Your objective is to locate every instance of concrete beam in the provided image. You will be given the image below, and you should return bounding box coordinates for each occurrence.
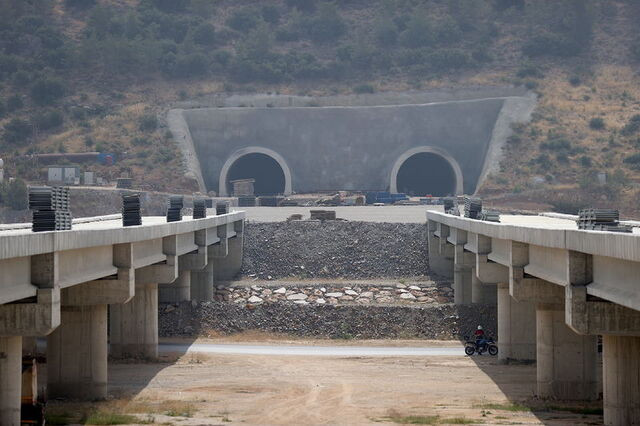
[510,269,565,305]
[471,268,496,305]
[0,288,60,336]
[61,268,135,306]
[135,256,178,285]
[179,246,208,271]
[566,285,640,336]
[476,254,509,284]
[159,270,190,303]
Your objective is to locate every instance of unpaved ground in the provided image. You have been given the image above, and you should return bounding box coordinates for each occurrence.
[46,338,603,425]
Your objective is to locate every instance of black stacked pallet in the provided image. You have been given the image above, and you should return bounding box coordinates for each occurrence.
[167,195,183,222]
[443,197,459,215]
[216,201,229,215]
[464,197,482,219]
[238,196,256,207]
[193,198,207,219]
[577,208,631,233]
[29,186,72,232]
[122,194,142,226]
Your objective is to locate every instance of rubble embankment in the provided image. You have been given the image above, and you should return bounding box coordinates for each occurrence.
[241,221,429,279]
[159,301,496,340]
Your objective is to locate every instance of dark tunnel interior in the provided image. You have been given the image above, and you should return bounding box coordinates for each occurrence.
[226,153,286,196]
[396,152,457,196]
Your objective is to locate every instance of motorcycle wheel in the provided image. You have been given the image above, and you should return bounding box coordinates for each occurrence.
[488,345,498,356]
[464,345,475,356]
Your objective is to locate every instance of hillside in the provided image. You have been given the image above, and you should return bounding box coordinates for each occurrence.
[1,0,640,214]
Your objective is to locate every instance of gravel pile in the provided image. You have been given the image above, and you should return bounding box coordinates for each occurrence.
[159,302,496,340]
[241,221,429,279]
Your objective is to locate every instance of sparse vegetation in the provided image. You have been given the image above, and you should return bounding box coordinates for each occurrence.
[589,117,605,130]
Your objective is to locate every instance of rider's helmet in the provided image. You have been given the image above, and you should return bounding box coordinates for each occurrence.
[477,325,483,330]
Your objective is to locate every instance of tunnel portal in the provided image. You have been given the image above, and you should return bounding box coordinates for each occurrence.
[396,152,457,196]
[226,153,286,196]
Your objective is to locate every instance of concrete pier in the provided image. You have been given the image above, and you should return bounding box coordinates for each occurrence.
[110,282,158,359]
[471,268,496,305]
[497,283,536,362]
[603,335,640,425]
[191,262,214,302]
[47,305,108,400]
[536,305,598,400]
[159,270,190,303]
[213,222,245,281]
[0,336,21,426]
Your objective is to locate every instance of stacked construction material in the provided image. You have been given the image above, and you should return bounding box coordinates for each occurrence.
[479,210,501,223]
[29,186,72,232]
[577,208,631,232]
[238,196,257,207]
[122,194,142,227]
[258,196,285,207]
[166,196,183,222]
[310,210,337,221]
[216,201,229,215]
[464,197,482,219]
[443,197,455,213]
[193,198,207,219]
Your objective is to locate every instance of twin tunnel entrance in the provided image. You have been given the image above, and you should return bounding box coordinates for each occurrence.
[219,146,463,197]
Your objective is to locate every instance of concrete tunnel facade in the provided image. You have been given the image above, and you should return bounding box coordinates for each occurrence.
[170,89,536,196]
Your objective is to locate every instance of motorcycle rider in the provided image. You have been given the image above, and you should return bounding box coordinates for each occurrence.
[474,325,488,354]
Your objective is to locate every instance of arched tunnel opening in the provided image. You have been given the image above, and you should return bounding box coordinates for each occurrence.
[396,152,457,196]
[226,153,286,196]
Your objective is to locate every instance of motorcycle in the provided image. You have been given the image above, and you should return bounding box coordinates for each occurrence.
[464,336,498,356]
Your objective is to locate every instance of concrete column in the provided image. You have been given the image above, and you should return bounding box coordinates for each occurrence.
[47,305,108,400]
[536,304,598,400]
[159,270,190,303]
[0,336,22,426]
[497,283,536,362]
[453,264,472,305]
[471,268,497,305]
[109,282,158,359]
[213,234,244,282]
[603,335,640,426]
[191,263,214,302]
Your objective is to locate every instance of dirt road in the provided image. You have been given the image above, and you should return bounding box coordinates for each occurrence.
[46,338,603,425]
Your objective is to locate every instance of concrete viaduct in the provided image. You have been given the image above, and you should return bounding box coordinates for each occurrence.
[0,212,245,425]
[427,210,640,426]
